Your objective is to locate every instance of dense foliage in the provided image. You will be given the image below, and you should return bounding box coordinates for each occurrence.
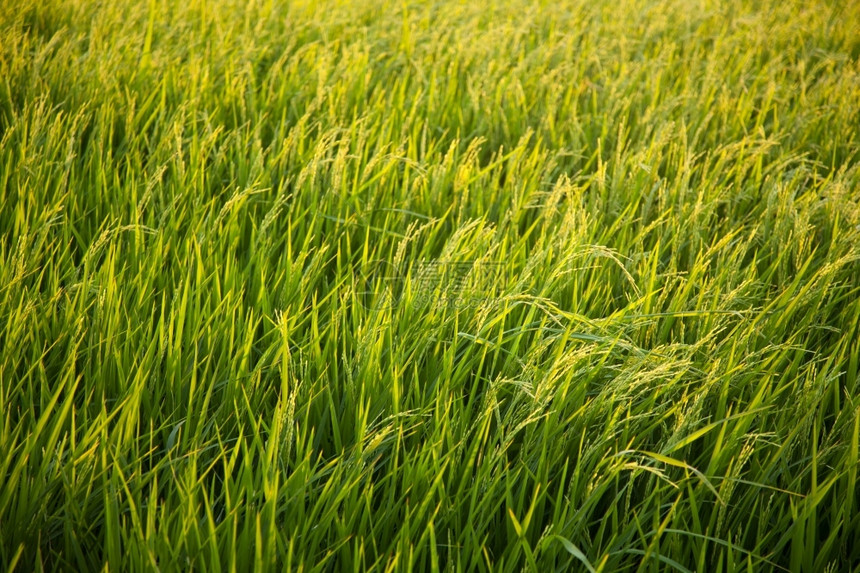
[1,0,859,570]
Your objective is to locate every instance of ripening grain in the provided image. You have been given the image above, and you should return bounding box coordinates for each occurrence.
[1,0,859,571]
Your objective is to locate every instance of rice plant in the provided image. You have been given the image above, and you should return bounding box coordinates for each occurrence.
[1,0,859,570]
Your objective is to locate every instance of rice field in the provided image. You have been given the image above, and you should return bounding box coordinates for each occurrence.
[1,0,860,570]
